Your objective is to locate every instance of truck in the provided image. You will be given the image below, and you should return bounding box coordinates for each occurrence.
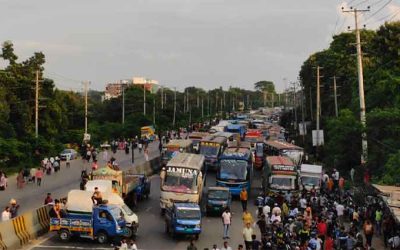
[65,189,139,238]
[299,164,323,192]
[165,203,202,239]
[50,203,126,244]
[162,139,194,166]
[91,167,150,207]
[264,156,298,195]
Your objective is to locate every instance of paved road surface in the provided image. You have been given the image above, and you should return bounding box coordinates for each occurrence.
[0,142,161,215]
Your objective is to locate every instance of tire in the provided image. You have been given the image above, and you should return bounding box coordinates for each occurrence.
[59,229,71,242]
[122,227,133,238]
[97,231,108,244]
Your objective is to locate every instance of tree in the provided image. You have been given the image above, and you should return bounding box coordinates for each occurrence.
[254,81,275,93]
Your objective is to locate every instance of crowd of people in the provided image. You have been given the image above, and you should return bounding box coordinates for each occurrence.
[189,169,399,250]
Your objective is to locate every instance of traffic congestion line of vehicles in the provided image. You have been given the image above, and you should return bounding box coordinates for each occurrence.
[158,111,325,239]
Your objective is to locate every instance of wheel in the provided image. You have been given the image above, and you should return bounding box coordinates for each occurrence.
[97,231,108,244]
[59,229,71,242]
[122,227,133,238]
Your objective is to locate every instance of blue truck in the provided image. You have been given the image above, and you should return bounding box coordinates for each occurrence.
[50,204,127,244]
[226,124,246,139]
[216,143,253,196]
[164,203,202,239]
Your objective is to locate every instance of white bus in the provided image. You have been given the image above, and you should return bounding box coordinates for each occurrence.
[159,153,205,213]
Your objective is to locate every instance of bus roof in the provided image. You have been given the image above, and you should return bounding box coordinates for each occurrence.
[201,135,227,144]
[166,139,193,148]
[221,146,252,159]
[167,153,204,170]
[266,156,295,166]
[188,132,209,139]
[265,140,303,150]
[227,141,251,149]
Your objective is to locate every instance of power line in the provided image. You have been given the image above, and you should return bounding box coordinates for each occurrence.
[364,0,393,21]
[364,6,400,25]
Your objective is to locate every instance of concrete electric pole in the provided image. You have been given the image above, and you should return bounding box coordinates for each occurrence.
[343,6,369,164]
[83,81,90,135]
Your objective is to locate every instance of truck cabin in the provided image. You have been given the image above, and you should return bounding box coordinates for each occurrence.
[266,156,297,193]
[91,167,123,195]
[265,140,304,166]
[300,164,323,191]
[226,124,246,139]
[162,139,194,164]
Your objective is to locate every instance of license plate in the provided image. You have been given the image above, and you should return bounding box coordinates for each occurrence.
[186,228,193,232]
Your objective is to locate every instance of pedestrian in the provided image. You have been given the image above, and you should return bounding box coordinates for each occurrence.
[138,141,143,153]
[221,241,232,250]
[1,206,11,221]
[240,187,248,211]
[256,214,267,236]
[30,167,37,183]
[35,167,43,186]
[187,239,197,250]
[131,142,135,164]
[363,219,374,248]
[44,193,53,205]
[92,160,98,171]
[242,209,253,226]
[212,244,220,250]
[242,223,254,250]
[237,245,244,250]
[251,234,261,250]
[222,207,232,239]
[159,140,163,153]
[128,239,138,250]
[9,199,19,218]
[0,171,7,191]
[102,148,108,162]
[16,170,24,189]
[375,207,383,236]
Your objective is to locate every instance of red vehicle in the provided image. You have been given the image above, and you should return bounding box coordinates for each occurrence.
[244,129,263,147]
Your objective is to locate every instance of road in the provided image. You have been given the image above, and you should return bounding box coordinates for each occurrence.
[0,142,161,215]
[25,163,265,250]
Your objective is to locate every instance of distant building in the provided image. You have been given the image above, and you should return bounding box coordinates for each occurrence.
[103,77,159,100]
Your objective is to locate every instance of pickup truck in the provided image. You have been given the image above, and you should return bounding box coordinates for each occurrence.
[50,204,126,244]
[165,203,202,239]
[66,189,139,238]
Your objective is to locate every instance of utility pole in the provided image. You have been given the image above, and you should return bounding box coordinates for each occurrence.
[343,6,369,164]
[208,91,210,117]
[201,97,204,118]
[316,66,322,156]
[309,87,313,121]
[301,83,306,144]
[292,82,298,133]
[143,84,146,116]
[173,87,176,128]
[263,91,267,107]
[333,76,339,117]
[83,81,90,135]
[187,90,189,113]
[34,70,40,138]
[161,86,164,109]
[197,90,199,108]
[184,91,186,113]
[122,84,125,125]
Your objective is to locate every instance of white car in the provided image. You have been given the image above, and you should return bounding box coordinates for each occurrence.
[59,149,78,161]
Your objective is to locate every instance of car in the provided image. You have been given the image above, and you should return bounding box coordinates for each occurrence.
[165,203,201,239]
[59,149,78,161]
[206,187,231,215]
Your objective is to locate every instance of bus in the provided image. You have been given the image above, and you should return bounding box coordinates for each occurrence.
[199,135,228,170]
[162,139,194,166]
[264,156,298,195]
[244,129,263,148]
[226,124,246,139]
[159,153,205,213]
[265,140,304,166]
[188,132,209,153]
[216,142,253,196]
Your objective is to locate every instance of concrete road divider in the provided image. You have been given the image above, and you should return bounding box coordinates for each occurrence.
[0,218,23,249]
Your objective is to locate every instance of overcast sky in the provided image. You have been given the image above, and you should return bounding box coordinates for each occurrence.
[1,0,399,92]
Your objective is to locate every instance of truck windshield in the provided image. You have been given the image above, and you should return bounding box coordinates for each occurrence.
[176,208,201,220]
[208,190,229,200]
[109,207,123,220]
[301,176,320,186]
[220,160,247,181]
[270,177,293,189]
[200,145,219,156]
[121,204,134,216]
[163,169,197,193]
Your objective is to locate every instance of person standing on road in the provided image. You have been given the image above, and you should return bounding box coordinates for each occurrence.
[363,219,374,248]
[221,241,232,250]
[1,206,11,221]
[131,142,135,164]
[0,171,7,190]
[35,167,43,186]
[242,223,254,250]
[16,170,24,189]
[240,187,248,211]
[242,209,253,226]
[222,207,232,239]
[9,199,19,218]
[144,146,149,161]
[44,193,53,205]
[187,239,197,250]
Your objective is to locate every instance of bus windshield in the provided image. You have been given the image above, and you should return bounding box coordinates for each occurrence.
[220,160,248,181]
[200,145,219,156]
[162,168,198,194]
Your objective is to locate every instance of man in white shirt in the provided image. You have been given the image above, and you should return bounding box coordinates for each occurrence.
[2,206,11,221]
[220,241,232,250]
[242,223,254,250]
[271,203,281,216]
[222,208,232,239]
[263,204,271,217]
[335,202,345,225]
[300,197,307,211]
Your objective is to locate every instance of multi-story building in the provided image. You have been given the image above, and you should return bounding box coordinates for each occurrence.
[103,77,159,100]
